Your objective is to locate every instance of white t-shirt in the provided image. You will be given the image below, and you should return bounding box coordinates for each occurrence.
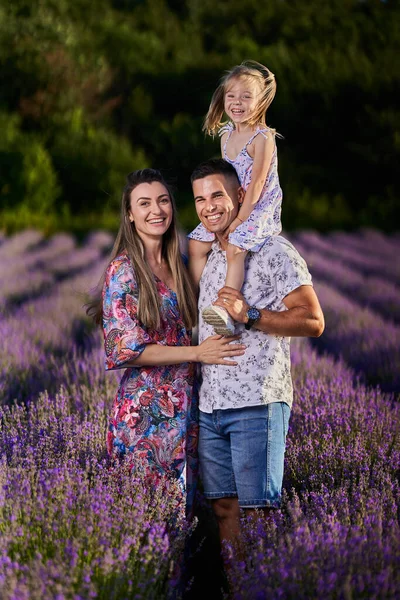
[198,236,313,412]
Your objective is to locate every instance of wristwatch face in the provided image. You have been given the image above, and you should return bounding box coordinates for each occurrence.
[247,307,261,321]
[245,306,261,329]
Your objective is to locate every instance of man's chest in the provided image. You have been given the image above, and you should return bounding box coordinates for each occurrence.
[199,252,277,310]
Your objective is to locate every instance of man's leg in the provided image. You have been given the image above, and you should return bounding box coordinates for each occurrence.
[212,497,241,543]
[230,403,290,512]
[199,404,290,540]
[198,410,239,541]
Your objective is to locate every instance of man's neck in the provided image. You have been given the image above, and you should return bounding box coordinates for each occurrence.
[215,231,229,251]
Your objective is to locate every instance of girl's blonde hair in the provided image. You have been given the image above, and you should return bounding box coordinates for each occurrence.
[203,60,277,136]
[86,169,198,331]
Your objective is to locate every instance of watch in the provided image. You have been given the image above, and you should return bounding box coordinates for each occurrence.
[245,306,261,330]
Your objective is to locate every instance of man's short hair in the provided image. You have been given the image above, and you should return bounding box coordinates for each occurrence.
[190,158,240,185]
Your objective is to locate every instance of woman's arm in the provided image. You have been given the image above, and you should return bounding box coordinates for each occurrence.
[104,258,246,370]
[103,258,155,370]
[127,334,246,367]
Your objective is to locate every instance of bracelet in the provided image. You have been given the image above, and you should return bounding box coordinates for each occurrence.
[236,215,244,223]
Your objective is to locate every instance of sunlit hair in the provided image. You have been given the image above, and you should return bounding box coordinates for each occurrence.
[203,60,277,136]
[86,169,197,331]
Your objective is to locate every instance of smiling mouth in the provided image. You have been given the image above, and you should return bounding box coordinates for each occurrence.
[231,109,245,115]
[147,218,166,224]
[205,213,223,223]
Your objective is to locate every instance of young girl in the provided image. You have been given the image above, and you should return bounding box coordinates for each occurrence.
[188,60,282,335]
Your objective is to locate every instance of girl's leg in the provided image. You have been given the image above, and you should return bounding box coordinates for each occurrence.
[225,243,248,291]
[202,244,247,336]
[188,239,213,289]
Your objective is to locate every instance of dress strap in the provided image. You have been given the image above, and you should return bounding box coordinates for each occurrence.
[219,122,234,157]
[245,127,270,148]
[219,121,234,137]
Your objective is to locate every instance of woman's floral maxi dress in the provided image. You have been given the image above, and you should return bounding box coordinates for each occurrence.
[103,253,198,513]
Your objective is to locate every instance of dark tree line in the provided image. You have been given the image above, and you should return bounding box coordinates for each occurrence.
[0,0,398,232]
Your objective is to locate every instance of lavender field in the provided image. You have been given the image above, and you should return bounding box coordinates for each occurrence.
[0,229,399,599]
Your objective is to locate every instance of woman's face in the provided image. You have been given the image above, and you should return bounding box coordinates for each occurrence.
[128,181,173,242]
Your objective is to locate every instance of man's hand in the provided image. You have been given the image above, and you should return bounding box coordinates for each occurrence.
[214,284,325,337]
[214,286,250,323]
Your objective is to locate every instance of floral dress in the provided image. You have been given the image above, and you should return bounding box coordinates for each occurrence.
[102,253,198,513]
[188,122,283,252]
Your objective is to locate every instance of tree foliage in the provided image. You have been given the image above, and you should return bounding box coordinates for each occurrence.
[0,0,398,231]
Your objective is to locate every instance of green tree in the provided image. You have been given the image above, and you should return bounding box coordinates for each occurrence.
[0,112,60,213]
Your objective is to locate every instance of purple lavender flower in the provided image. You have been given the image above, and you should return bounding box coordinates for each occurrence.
[0,229,399,599]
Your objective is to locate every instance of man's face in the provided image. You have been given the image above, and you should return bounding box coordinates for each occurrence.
[192,174,242,235]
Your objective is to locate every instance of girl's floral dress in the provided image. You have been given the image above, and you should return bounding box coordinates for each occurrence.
[103,253,198,514]
[188,122,283,251]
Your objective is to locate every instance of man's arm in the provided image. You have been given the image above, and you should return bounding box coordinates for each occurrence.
[214,285,325,337]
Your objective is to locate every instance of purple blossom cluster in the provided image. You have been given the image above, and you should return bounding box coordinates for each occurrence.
[0,256,110,404]
[223,339,400,599]
[0,435,188,599]
[0,229,399,599]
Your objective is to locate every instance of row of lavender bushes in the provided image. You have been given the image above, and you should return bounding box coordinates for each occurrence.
[291,231,400,392]
[1,231,189,599]
[224,340,400,599]
[0,229,399,599]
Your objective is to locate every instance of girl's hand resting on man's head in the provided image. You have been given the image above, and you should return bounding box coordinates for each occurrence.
[196,334,246,365]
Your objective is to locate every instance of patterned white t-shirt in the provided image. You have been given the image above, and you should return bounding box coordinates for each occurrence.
[198,236,313,413]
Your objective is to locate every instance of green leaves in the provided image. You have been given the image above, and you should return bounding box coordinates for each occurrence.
[0,0,399,231]
[0,112,60,214]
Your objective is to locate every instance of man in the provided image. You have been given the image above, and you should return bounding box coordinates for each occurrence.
[191,158,324,543]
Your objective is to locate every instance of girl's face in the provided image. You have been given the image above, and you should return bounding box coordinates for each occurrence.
[128,181,173,243]
[224,77,261,126]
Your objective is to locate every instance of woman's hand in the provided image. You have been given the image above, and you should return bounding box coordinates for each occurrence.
[195,334,246,365]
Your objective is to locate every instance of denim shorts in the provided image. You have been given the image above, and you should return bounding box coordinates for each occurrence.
[198,403,290,508]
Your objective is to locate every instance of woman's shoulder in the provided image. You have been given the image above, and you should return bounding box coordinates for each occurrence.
[105,253,136,284]
[107,252,129,270]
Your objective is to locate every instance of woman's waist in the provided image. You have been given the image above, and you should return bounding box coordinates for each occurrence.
[115,364,195,408]
[119,362,195,387]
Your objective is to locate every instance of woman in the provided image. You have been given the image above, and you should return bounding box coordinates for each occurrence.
[89,169,245,515]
